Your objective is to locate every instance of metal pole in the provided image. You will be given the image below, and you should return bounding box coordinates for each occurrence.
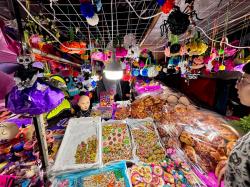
[11,0,24,54]
[33,114,49,183]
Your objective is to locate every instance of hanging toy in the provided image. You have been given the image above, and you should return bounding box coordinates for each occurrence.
[123,33,137,49]
[132,68,140,77]
[80,1,99,26]
[161,0,175,14]
[80,1,95,18]
[14,56,41,90]
[94,0,102,12]
[140,68,148,77]
[167,6,190,35]
[86,13,99,26]
[60,41,87,54]
[157,0,166,6]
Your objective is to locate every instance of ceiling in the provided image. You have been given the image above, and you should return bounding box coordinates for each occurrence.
[141,0,250,51]
[22,0,160,49]
[1,0,249,54]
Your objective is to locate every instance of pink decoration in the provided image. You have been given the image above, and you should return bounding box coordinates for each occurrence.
[0,71,15,99]
[91,51,109,61]
[0,175,15,187]
[193,170,224,187]
[0,20,20,63]
[135,83,162,94]
[234,64,245,72]
[29,34,43,49]
[139,61,145,68]
[116,47,128,58]
[224,59,234,71]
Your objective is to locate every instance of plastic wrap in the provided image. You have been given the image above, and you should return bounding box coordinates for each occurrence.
[50,117,102,175]
[52,161,131,187]
[101,120,133,164]
[157,106,239,186]
[6,81,64,115]
[131,95,165,121]
[129,148,205,187]
[127,118,166,163]
[90,106,113,119]
[114,101,131,120]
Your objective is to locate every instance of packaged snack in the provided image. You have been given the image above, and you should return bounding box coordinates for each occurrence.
[127,118,166,163]
[52,161,131,187]
[114,106,131,120]
[131,95,165,121]
[51,117,101,174]
[90,107,113,119]
[102,120,133,164]
[100,91,115,107]
[129,148,204,187]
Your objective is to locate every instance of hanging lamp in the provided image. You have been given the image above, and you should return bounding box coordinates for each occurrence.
[104,48,123,80]
[104,0,123,80]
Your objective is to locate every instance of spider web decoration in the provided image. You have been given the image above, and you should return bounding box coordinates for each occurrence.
[106,41,113,50]
[123,33,137,49]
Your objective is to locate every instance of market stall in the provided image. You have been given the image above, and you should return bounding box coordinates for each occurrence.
[0,0,250,186]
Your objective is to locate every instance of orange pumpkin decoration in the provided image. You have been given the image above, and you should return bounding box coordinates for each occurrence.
[60,41,87,54]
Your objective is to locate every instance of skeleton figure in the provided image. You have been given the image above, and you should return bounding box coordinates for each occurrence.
[14,56,40,90]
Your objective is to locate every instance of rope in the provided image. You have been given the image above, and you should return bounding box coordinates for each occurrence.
[125,0,162,20]
[17,0,99,51]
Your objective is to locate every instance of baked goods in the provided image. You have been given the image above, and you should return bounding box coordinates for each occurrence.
[102,122,132,164]
[178,96,190,106]
[75,136,97,164]
[115,106,131,120]
[128,119,165,163]
[131,96,165,121]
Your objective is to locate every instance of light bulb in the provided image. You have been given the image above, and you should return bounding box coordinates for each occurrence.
[104,70,123,80]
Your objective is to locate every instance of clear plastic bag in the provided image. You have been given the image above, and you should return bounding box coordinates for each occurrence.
[114,106,131,120]
[131,95,165,121]
[127,118,166,163]
[101,120,133,164]
[157,106,239,186]
[52,161,131,187]
[50,117,102,175]
[91,106,113,119]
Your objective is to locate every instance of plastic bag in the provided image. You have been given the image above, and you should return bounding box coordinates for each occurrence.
[90,106,113,119]
[127,118,166,163]
[131,95,165,121]
[157,106,239,186]
[102,120,133,164]
[6,81,64,115]
[50,117,102,175]
[52,161,131,187]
